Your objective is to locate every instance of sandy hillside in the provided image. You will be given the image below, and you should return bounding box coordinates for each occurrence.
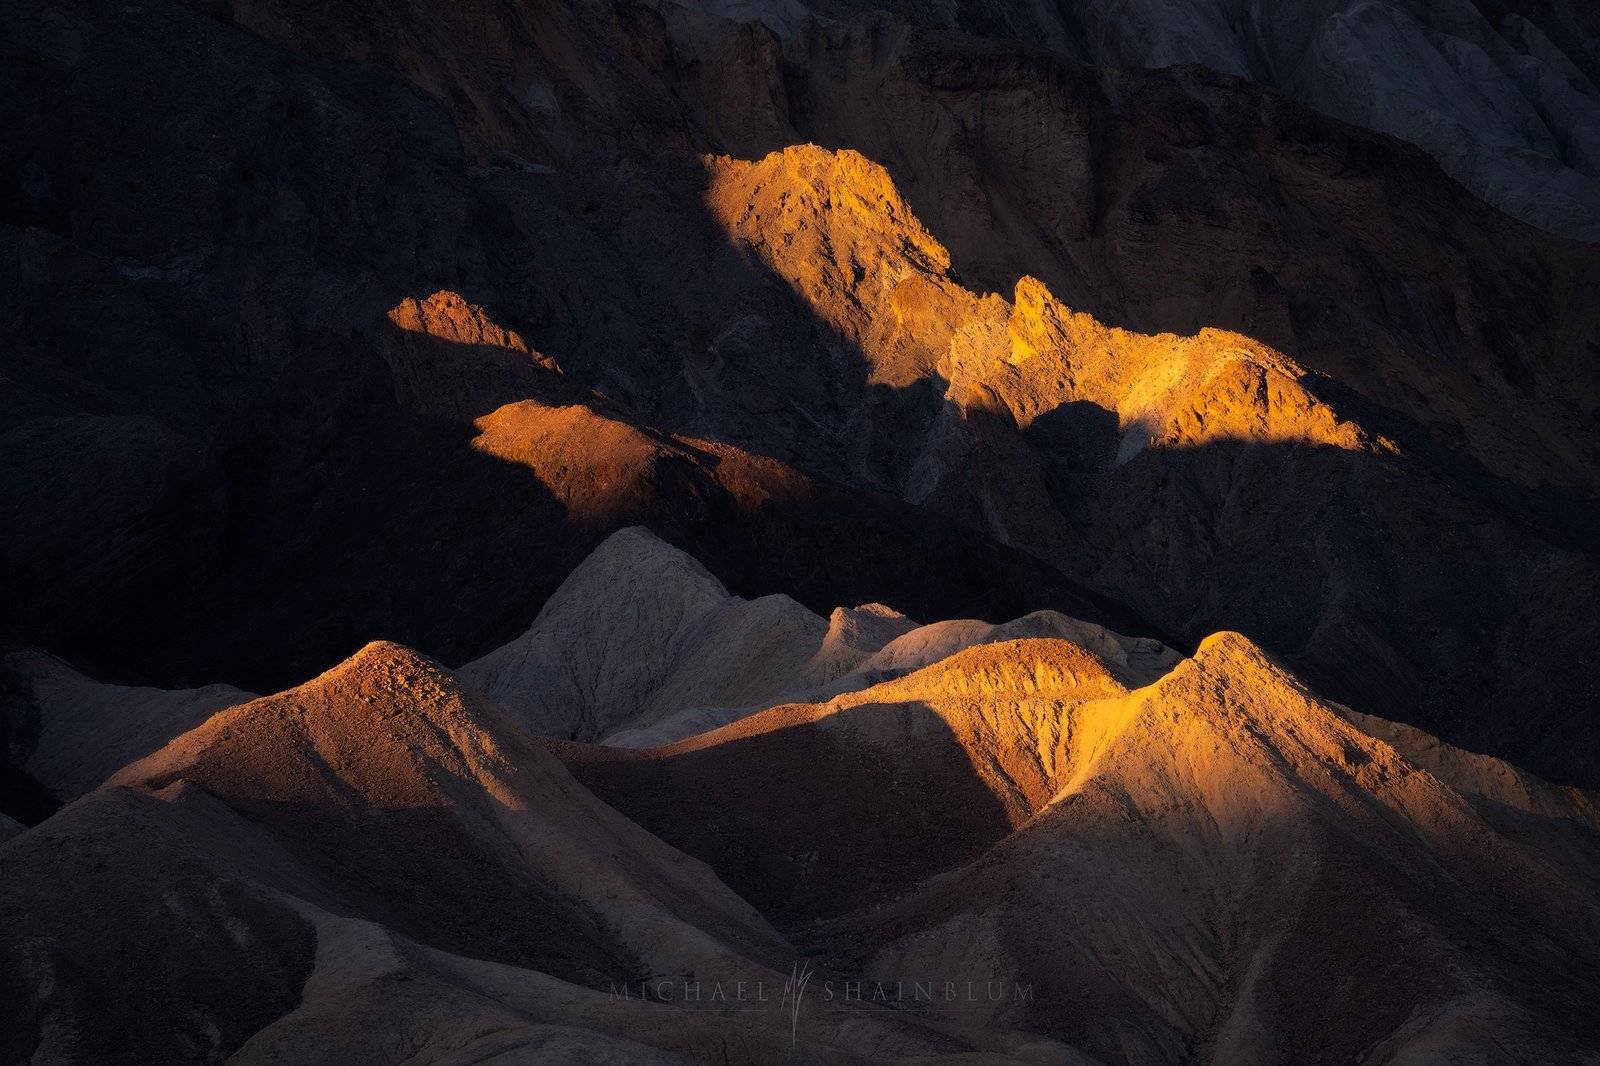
[469,526,1176,747]
[5,533,1600,1062]
[556,600,1600,1062]
[0,639,1065,1064]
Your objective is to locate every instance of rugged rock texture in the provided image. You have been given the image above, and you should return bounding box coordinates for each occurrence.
[463,527,836,741]
[6,536,1598,1063]
[705,35,1600,494]
[466,526,1175,745]
[675,141,1600,782]
[810,632,1600,1063]
[810,0,1600,240]
[0,639,1097,1064]
[1,0,1597,795]
[555,586,1600,1062]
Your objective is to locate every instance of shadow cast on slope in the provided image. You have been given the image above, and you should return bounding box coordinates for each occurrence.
[0,0,1153,698]
[705,19,1600,543]
[557,701,1015,927]
[981,786,1600,1063]
[3,0,1599,793]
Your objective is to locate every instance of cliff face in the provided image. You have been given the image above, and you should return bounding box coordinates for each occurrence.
[3,0,1598,786]
[683,140,1600,782]
[5,3,1600,1061]
[802,0,1600,241]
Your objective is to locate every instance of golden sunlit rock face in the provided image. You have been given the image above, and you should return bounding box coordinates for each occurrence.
[383,290,563,418]
[387,290,541,358]
[707,146,1375,460]
[6,0,1600,1061]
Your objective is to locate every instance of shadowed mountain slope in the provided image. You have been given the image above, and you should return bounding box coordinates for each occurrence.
[4,640,1065,1063]
[2,0,1597,793]
[855,0,1600,241]
[464,526,1177,746]
[806,632,1600,1063]
[2,647,250,801]
[3,534,1598,1062]
[557,605,1600,1062]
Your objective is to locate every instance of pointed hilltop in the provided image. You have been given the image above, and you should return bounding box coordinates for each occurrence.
[555,615,1600,1060]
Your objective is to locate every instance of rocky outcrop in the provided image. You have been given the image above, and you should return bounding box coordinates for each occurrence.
[687,143,1600,784]
[788,0,1600,241]
[718,30,1600,495]
[382,289,564,419]
[463,527,830,740]
[2,0,1597,792]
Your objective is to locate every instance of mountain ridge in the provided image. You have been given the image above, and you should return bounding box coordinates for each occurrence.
[6,531,1599,1062]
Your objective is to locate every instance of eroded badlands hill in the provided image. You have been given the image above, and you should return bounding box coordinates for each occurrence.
[686,144,1600,783]
[2,641,1000,1064]
[5,0,1599,788]
[537,538,1600,1062]
[804,633,1600,1062]
[4,532,1597,1063]
[464,526,1177,744]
